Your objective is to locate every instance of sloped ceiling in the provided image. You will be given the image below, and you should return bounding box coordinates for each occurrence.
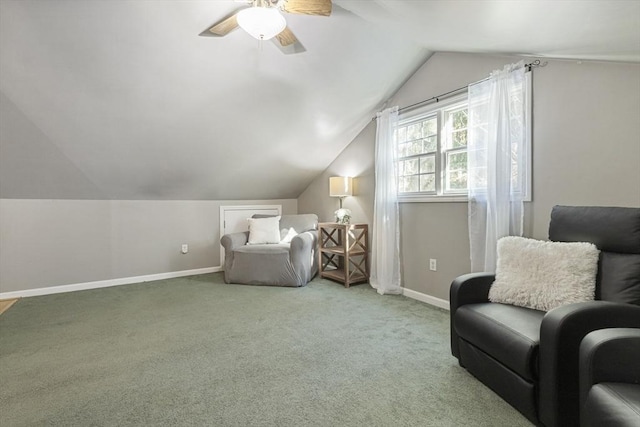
[338,0,640,63]
[1,0,639,200]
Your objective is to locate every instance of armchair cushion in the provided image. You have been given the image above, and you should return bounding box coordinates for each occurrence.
[583,384,640,427]
[226,243,295,285]
[489,236,599,311]
[253,214,318,234]
[455,303,544,380]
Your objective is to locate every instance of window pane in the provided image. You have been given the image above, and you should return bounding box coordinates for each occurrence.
[447,152,467,190]
[452,109,467,130]
[448,151,467,171]
[420,174,435,192]
[397,160,405,176]
[397,127,407,143]
[407,123,420,141]
[398,142,408,158]
[408,140,423,156]
[420,155,435,173]
[405,158,419,175]
[422,118,437,137]
[423,135,437,153]
[400,175,419,193]
[452,130,467,148]
[448,171,467,190]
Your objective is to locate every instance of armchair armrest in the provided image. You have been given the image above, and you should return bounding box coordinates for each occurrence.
[220,231,249,282]
[220,231,249,251]
[290,230,318,283]
[579,328,640,410]
[539,301,640,427]
[450,272,495,358]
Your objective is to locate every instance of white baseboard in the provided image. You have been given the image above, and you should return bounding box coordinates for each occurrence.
[402,287,450,311]
[0,266,223,299]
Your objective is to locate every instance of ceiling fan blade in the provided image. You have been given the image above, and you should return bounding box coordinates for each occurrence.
[272,36,306,55]
[199,13,239,37]
[280,0,331,16]
[275,27,297,46]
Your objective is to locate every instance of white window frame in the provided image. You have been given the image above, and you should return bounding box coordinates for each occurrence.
[397,94,469,203]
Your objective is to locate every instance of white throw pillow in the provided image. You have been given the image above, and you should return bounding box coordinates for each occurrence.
[280,227,298,244]
[247,216,281,245]
[489,236,600,312]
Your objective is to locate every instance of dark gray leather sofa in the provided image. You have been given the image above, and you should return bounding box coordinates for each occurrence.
[580,328,640,427]
[450,206,640,426]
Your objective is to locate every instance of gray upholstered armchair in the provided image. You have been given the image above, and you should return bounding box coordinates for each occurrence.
[220,214,319,287]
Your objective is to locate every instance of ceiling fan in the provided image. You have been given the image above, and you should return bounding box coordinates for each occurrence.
[200,0,332,51]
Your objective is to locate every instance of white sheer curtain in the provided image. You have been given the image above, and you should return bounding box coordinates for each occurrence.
[467,61,530,272]
[371,106,402,295]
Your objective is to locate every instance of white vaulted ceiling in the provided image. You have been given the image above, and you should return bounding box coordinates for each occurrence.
[1,0,639,200]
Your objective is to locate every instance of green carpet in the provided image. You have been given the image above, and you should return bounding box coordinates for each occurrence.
[0,273,531,426]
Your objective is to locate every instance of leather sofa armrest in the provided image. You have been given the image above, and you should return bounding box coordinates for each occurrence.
[579,328,640,414]
[450,273,495,308]
[220,231,249,283]
[290,230,319,283]
[539,301,640,427]
[450,272,495,358]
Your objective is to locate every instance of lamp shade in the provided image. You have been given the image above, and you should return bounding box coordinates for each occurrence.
[329,177,353,197]
[237,7,286,41]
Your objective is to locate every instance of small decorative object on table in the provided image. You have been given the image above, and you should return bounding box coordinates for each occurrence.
[334,208,351,224]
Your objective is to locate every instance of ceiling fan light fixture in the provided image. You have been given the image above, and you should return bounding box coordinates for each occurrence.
[237,7,286,41]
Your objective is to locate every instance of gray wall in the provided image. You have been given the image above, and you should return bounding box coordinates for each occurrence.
[0,199,297,293]
[298,52,640,302]
[297,122,376,225]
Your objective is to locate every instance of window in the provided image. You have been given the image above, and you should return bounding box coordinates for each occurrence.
[396,96,469,200]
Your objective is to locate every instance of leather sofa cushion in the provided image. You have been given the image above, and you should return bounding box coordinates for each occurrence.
[549,206,640,254]
[599,252,640,305]
[583,383,640,427]
[455,303,544,381]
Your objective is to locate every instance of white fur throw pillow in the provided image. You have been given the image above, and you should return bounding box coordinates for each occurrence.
[489,236,600,312]
[247,216,281,245]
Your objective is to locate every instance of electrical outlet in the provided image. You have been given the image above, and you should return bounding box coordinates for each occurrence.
[181,244,188,254]
[429,258,437,271]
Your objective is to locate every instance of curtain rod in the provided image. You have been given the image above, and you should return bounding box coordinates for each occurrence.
[373,59,544,121]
